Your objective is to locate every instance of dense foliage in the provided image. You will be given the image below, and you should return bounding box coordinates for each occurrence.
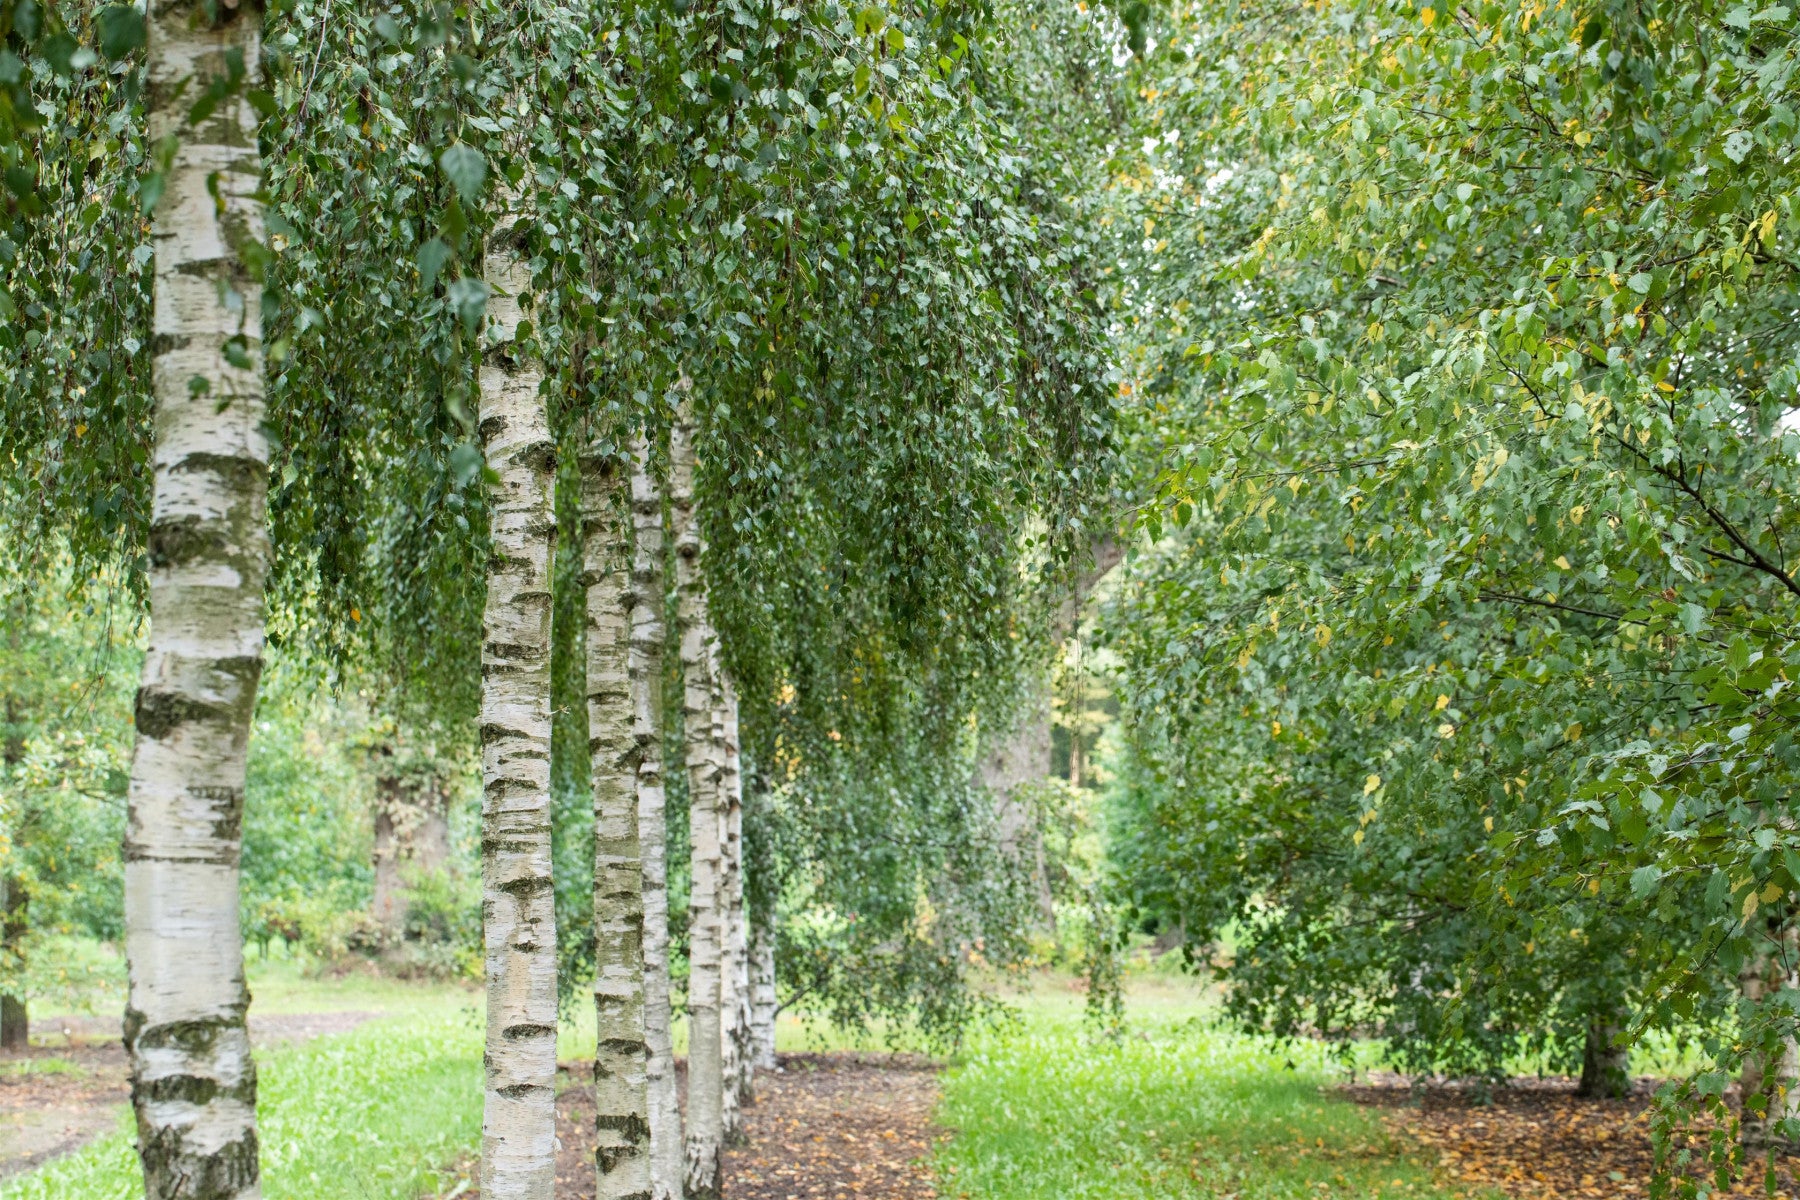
[1097,0,1800,1178]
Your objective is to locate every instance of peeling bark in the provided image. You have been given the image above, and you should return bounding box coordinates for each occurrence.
[630,437,683,1200]
[671,408,724,1200]
[477,220,559,1200]
[583,441,651,1200]
[125,5,269,1196]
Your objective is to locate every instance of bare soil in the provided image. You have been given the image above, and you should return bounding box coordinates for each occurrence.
[0,1010,382,1179]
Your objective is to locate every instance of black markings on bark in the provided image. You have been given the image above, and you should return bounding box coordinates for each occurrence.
[134,1124,258,1200]
[135,688,227,740]
[496,1082,551,1099]
[174,452,270,489]
[149,517,227,570]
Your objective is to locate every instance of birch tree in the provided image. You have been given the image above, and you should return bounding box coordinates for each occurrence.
[583,439,650,1197]
[628,436,683,1200]
[125,4,269,1196]
[749,918,778,1071]
[476,214,559,1200]
[717,672,745,1139]
[671,409,724,1199]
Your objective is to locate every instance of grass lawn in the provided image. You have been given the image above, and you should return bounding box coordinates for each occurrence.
[1,955,483,1200]
[935,976,1487,1200]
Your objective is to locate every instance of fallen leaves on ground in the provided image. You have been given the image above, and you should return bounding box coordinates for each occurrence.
[726,1053,942,1200]
[1347,1074,1800,1200]
[501,1051,942,1200]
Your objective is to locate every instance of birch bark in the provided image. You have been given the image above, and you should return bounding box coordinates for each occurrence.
[126,5,268,1196]
[750,916,777,1071]
[477,222,559,1200]
[583,441,651,1199]
[717,669,744,1140]
[671,411,724,1199]
[629,437,684,1200]
[1742,926,1800,1151]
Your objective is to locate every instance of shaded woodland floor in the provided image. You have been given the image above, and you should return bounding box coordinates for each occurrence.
[1351,1075,1800,1200]
[530,1053,942,1200]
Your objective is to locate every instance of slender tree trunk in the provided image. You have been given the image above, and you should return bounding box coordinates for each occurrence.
[477,220,559,1200]
[1576,1016,1629,1099]
[1,680,25,1053]
[584,441,652,1198]
[370,778,404,943]
[629,436,683,1200]
[750,915,777,1072]
[126,6,269,1196]
[370,756,451,947]
[1743,926,1800,1151]
[717,670,746,1137]
[671,409,724,1199]
[0,878,26,1052]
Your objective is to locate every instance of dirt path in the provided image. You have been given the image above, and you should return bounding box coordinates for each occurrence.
[447,1052,943,1199]
[0,1010,382,1179]
[1350,1075,1800,1200]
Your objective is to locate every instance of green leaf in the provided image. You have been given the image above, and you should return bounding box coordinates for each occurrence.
[439,144,487,207]
[96,5,146,60]
[446,276,488,333]
[417,238,452,292]
[41,32,77,77]
[1630,865,1661,898]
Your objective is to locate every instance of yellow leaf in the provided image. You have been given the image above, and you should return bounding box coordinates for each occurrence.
[1438,722,1456,738]
[1746,889,1761,920]
[1271,720,1281,737]
[1420,6,1435,25]
[1554,555,1572,570]
[1484,815,1494,833]
[1762,881,1785,904]
[1314,623,1332,646]
[1352,830,1364,846]
[1435,694,1450,711]
[350,607,362,622]
[1566,722,1582,741]
[1655,379,1675,393]
[1364,774,1382,796]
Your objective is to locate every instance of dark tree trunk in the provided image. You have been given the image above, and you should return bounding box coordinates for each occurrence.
[0,877,26,1052]
[1577,1018,1629,1099]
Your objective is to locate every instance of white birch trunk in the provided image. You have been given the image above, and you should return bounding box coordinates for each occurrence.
[1744,926,1800,1150]
[716,668,743,1139]
[126,6,268,1197]
[477,223,559,1200]
[630,437,684,1200]
[671,410,725,1200]
[584,443,651,1199]
[749,916,777,1072]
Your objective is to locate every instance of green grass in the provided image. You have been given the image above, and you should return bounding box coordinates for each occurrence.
[1,992,482,1200]
[935,979,1483,1200]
